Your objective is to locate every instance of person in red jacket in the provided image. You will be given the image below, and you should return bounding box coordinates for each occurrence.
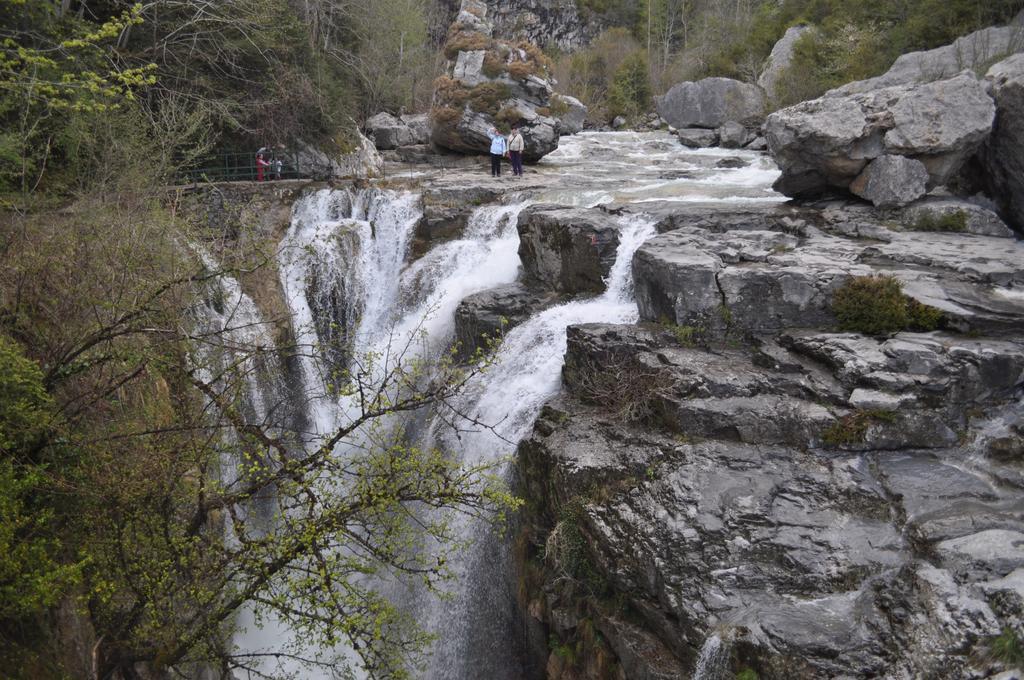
[256,152,270,182]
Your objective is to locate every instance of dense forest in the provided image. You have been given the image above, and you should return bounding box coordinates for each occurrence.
[1,0,1023,678]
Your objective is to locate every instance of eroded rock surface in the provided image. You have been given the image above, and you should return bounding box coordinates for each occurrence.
[517,205,623,294]
[982,54,1024,232]
[517,321,1024,679]
[513,193,1024,679]
[656,78,765,130]
[766,73,995,198]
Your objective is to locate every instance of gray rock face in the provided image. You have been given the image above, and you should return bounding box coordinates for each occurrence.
[901,197,1016,237]
[758,25,816,104]
[631,202,1024,338]
[431,0,561,161]
[716,121,750,149]
[485,0,601,52]
[675,127,718,148]
[400,114,431,145]
[850,154,930,207]
[552,94,587,135]
[655,78,766,130]
[517,206,622,294]
[519,320,1024,678]
[831,22,1024,96]
[453,49,487,86]
[365,112,418,150]
[767,73,996,198]
[295,131,383,180]
[981,54,1024,232]
[454,283,558,359]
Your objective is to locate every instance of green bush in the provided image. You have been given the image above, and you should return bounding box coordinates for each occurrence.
[832,275,943,336]
[607,50,652,120]
[822,409,897,446]
[987,627,1024,667]
[908,210,968,233]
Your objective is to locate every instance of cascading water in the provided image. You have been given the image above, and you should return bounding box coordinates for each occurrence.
[692,633,731,680]
[419,213,658,680]
[200,131,781,678]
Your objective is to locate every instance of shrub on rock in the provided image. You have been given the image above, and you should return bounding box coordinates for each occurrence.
[832,275,942,335]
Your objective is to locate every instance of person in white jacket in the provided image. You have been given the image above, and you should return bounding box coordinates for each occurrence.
[507,126,525,177]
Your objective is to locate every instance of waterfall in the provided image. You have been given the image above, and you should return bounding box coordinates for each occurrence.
[692,633,731,680]
[447,212,657,453]
[278,187,423,439]
[421,214,658,679]
[190,131,782,678]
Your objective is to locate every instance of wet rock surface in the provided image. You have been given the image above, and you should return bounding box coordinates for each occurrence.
[509,185,1024,678]
[982,54,1024,233]
[632,202,1024,338]
[517,205,624,294]
[454,283,560,359]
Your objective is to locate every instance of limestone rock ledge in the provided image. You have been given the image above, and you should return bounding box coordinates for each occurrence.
[513,198,1024,680]
[516,323,1024,679]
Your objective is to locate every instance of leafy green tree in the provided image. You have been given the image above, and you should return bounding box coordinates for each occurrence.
[608,50,653,119]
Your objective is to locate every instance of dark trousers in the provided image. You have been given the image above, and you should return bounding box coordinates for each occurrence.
[510,151,523,176]
[490,153,503,177]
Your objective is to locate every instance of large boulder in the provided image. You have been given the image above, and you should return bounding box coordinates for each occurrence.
[831,18,1024,96]
[767,72,995,198]
[430,0,561,162]
[981,54,1024,232]
[849,154,929,208]
[758,25,816,104]
[295,131,383,180]
[552,94,587,135]
[365,112,418,150]
[517,206,622,294]
[400,114,431,145]
[655,77,765,130]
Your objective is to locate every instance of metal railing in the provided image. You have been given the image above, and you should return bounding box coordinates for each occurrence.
[177,150,310,184]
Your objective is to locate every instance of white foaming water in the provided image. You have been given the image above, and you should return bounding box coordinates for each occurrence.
[451,212,656,452]
[418,213,658,680]
[692,633,730,680]
[211,131,782,678]
[278,187,423,437]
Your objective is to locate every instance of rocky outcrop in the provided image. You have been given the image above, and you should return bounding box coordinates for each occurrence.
[655,78,765,130]
[552,94,587,135]
[901,196,1016,237]
[517,206,622,294]
[758,25,816,104]
[486,0,601,52]
[766,72,995,199]
[831,18,1024,96]
[632,202,1024,339]
[981,54,1024,232]
[431,0,561,161]
[518,319,1024,678]
[849,154,930,207]
[296,131,384,180]
[454,283,559,358]
[365,112,430,150]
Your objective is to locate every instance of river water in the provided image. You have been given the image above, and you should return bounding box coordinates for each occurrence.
[206,132,781,678]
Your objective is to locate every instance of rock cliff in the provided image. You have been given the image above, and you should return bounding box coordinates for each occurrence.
[509,198,1024,679]
[430,0,562,161]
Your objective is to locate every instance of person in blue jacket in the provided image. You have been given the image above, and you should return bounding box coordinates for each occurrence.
[488,127,507,177]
